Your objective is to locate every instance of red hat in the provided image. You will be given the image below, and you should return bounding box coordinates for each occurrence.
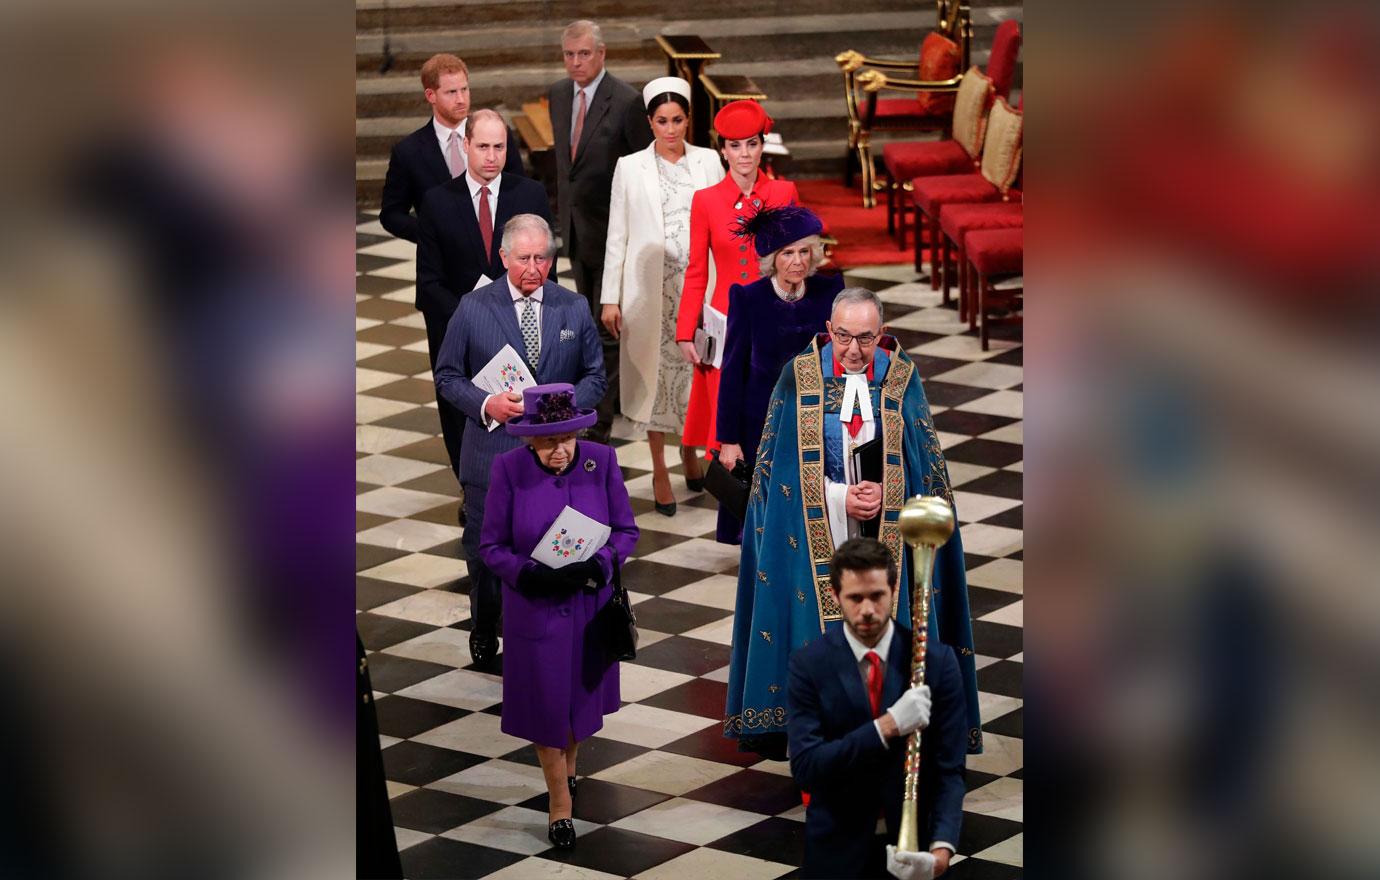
[714,100,773,140]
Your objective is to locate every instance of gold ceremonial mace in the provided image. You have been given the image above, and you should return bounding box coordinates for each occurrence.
[895,494,956,852]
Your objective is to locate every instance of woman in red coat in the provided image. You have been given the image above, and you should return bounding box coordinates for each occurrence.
[676,100,799,482]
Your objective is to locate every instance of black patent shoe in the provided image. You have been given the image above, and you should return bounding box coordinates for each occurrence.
[685,476,705,492]
[567,776,577,797]
[654,500,677,517]
[548,818,576,849]
[469,631,498,668]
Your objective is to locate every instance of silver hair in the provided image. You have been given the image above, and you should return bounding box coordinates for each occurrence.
[501,214,556,257]
[465,108,505,139]
[831,286,884,324]
[562,19,605,48]
[759,234,825,278]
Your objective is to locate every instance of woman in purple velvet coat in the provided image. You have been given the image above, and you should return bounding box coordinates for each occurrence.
[714,205,844,543]
[479,383,640,850]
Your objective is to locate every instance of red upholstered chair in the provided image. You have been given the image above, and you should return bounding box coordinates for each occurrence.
[881,20,1023,247]
[964,227,1023,349]
[911,96,1023,298]
[939,202,1024,322]
[835,0,972,207]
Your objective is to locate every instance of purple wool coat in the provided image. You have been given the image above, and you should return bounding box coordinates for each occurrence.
[479,441,640,748]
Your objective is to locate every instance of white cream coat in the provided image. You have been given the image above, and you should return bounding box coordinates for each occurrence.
[600,141,724,425]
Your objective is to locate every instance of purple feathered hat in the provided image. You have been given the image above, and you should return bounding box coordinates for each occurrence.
[505,383,597,437]
[732,203,824,258]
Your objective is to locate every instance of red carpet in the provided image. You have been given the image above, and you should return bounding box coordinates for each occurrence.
[797,178,929,270]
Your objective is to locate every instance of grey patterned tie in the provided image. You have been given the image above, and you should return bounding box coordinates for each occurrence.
[520,297,540,369]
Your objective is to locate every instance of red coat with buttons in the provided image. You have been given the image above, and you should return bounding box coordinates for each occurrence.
[676,174,800,449]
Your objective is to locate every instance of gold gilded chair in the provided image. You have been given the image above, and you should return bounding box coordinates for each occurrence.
[836,0,972,207]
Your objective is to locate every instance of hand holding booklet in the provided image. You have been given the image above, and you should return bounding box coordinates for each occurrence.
[473,344,536,431]
[531,506,611,570]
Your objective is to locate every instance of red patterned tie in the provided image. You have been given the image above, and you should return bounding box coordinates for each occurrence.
[865,650,884,717]
[478,185,494,258]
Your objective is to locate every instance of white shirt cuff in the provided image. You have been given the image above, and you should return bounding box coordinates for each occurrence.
[873,718,888,747]
[480,392,497,428]
[930,841,956,855]
[824,478,850,549]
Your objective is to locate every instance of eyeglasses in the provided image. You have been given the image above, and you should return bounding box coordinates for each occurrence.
[831,329,878,348]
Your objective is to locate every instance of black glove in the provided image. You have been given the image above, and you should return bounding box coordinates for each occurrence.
[517,563,571,594]
[561,559,605,590]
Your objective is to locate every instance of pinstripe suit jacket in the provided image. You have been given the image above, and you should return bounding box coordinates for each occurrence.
[433,277,607,495]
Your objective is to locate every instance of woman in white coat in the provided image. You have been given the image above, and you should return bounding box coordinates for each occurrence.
[601,76,725,516]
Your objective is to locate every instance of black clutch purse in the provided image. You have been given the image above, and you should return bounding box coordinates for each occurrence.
[704,452,751,521]
[597,550,637,662]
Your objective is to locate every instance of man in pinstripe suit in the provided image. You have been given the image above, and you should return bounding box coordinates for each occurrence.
[434,214,606,667]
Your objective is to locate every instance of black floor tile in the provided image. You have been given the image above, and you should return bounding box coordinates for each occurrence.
[357,576,420,611]
[518,778,670,825]
[621,560,714,596]
[985,346,1023,366]
[632,636,732,677]
[957,469,1022,500]
[684,768,802,816]
[660,725,765,768]
[382,741,488,786]
[373,695,469,739]
[355,271,412,296]
[971,620,1023,659]
[357,542,409,573]
[981,505,1022,529]
[944,439,1024,468]
[957,812,1023,858]
[945,857,1024,880]
[356,231,389,249]
[708,815,807,865]
[631,528,696,557]
[965,769,1001,792]
[932,410,1018,437]
[911,354,970,380]
[632,597,732,635]
[357,252,404,274]
[1007,549,1022,560]
[922,381,995,409]
[976,660,1023,699]
[539,825,695,875]
[640,677,729,717]
[374,406,445,436]
[357,612,435,651]
[365,653,458,693]
[966,586,1022,621]
[398,835,525,880]
[389,787,503,834]
[963,553,996,572]
[982,706,1023,738]
[890,329,945,350]
[501,735,650,777]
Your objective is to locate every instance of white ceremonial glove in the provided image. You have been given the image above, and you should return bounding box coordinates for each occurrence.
[886,845,936,880]
[885,684,931,737]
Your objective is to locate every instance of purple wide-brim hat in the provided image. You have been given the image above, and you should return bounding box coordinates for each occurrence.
[505,383,597,437]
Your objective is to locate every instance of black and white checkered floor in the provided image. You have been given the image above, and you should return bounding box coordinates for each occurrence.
[356,211,1023,879]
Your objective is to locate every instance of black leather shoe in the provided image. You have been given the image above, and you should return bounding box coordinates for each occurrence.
[654,500,677,517]
[469,630,498,668]
[567,776,577,798]
[685,475,704,492]
[547,818,576,849]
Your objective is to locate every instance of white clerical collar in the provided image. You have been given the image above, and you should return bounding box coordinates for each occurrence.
[843,618,894,664]
[507,277,544,303]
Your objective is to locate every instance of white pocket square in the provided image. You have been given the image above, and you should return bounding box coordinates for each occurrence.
[560,328,575,342]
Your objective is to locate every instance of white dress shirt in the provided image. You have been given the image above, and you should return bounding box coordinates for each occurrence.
[434,116,467,173]
[840,619,955,855]
[464,170,502,220]
[569,68,607,143]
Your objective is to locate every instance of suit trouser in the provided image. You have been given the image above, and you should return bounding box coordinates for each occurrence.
[462,515,502,638]
[566,228,619,436]
[422,307,467,478]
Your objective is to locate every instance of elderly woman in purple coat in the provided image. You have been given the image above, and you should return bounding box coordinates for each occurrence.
[479,383,639,850]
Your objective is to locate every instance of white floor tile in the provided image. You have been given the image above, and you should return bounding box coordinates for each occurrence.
[955,389,1023,418]
[361,553,470,590]
[634,847,795,880]
[382,627,474,668]
[416,715,529,759]
[612,796,766,846]
[596,703,718,748]
[356,518,463,553]
[428,758,548,804]
[355,454,446,487]
[661,575,739,611]
[966,558,1022,594]
[395,668,503,710]
[593,749,740,796]
[368,588,470,627]
[442,806,598,855]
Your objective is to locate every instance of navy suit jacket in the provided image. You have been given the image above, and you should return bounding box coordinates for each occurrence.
[416,173,552,319]
[379,119,526,244]
[433,277,606,496]
[788,623,967,879]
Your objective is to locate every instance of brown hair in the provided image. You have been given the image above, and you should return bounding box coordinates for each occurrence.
[829,538,898,593]
[420,53,468,91]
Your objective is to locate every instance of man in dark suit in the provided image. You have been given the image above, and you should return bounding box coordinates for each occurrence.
[379,53,525,244]
[547,20,652,440]
[788,538,967,880]
[416,110,552,490]
[434,213,605,667]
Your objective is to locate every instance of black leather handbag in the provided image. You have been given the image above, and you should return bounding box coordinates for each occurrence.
[704,451,751,521]
[598,550,638,661]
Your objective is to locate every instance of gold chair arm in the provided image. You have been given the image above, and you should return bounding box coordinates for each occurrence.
[865,72,964,93]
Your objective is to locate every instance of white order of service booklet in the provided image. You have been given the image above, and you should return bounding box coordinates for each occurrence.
[530,506,611,569]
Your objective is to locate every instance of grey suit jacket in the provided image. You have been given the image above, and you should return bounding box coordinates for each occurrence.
[547,72,652,264]
[433,277,607,491]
